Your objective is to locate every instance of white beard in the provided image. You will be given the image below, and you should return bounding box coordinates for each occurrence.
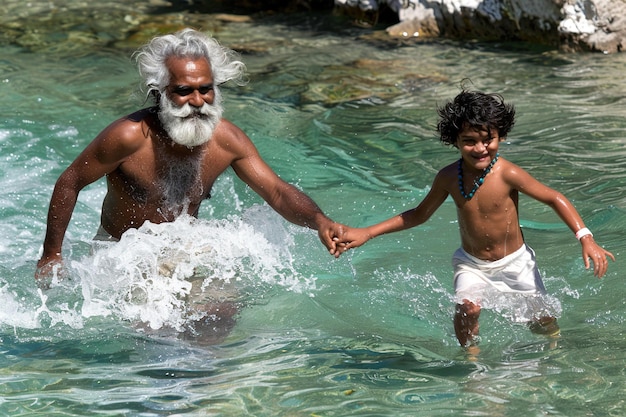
[158,89,223,148]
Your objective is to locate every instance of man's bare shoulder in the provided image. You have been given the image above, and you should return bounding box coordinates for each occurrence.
[212,118,255,152]
[85,108,159,166]
[99,108,156,145]
[116,108,157,132]
[125,107,156,123]
[213,118,247,139]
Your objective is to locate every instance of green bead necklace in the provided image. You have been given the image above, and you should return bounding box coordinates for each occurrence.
[458,153,499,199]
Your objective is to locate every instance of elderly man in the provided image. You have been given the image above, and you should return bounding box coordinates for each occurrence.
[36,28,344,282]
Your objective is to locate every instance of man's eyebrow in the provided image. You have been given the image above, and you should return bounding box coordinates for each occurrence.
[169,84,214,97]
[172,84,213,91]
[174,82,213,87]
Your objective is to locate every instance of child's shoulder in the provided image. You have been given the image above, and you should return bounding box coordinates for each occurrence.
[495,156,528,174]
[439,159,460,174]
[434,160,459,181]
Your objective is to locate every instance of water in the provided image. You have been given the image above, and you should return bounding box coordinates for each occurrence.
[2,3,626,416]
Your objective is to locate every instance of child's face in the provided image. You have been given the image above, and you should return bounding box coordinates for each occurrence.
[456,124,501,171]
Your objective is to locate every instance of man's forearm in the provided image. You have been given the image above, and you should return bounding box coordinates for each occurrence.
[40,182,80,260]
[274,184,330,229]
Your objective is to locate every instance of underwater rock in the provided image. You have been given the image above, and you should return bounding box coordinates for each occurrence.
[0,1,234,53]
[335,0,626,53]
[300,58,448,105]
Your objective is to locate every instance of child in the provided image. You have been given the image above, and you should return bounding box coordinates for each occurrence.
[334,90,615,348]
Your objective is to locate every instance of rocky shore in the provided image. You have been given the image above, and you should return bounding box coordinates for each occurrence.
[335,0,624,53]
[1,0,623,54]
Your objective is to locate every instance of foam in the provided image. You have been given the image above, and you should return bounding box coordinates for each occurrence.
[3,209,318,333]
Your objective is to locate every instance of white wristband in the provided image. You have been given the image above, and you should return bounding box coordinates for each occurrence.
[575,227,593,240]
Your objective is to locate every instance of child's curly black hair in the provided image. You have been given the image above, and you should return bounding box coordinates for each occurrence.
[436,90,516,147]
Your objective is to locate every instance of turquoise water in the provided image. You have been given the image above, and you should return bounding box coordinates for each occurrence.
[2,4,626,416]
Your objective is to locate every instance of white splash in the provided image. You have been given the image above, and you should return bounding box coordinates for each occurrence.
[4,208,319,333]
[74,211,317,332]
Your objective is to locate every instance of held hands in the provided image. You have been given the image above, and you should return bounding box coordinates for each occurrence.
[580,236,615,278]
[329,226,373,258]
[316,219,370,258]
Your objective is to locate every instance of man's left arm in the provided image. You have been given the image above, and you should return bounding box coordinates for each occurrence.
[240,160,344,253]
[226,125,343,253]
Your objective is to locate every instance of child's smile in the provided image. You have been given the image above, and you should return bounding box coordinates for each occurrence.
[456,124,501,172]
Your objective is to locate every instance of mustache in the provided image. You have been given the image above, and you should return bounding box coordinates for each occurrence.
[165,102,213,119]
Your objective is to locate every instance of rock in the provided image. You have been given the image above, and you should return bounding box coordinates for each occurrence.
[563,0,626,53]
[300,57,448,105]
[213,13,254,23]
[334,0,626,53]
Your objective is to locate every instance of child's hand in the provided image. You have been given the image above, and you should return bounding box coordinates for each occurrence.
[331,227,373,258]
[580,236,615,278]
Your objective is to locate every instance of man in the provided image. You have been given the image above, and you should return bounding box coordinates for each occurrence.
[36,28,344,282]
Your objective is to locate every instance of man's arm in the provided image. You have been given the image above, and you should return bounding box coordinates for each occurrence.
[222,121,343,253]
[36,119,143,280]
[36,166,85,277]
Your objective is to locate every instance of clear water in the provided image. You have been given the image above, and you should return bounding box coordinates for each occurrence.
[1,3,626,416]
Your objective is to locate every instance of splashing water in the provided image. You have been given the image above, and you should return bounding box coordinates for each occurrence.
[5,210,318,338]
[2,4,626,415]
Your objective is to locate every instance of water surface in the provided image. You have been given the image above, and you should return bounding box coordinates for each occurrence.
[1,3,626,416]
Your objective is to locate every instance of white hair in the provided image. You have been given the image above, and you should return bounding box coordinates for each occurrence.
[134,28,247,100]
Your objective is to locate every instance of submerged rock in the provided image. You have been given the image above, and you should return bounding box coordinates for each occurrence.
[302,58,446,105]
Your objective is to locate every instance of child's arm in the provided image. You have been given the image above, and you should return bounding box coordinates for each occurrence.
[334,172,450,256]
[504,162,615,277]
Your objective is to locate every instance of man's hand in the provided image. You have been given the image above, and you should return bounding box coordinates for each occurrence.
[35,254,65,289]
[316,219,349,257]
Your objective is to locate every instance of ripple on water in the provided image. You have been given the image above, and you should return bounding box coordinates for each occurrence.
[2,3,626,416]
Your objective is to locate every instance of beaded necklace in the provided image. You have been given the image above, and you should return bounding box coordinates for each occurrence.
[458,152,499,199]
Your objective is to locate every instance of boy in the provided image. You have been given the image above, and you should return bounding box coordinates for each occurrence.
[334,90,615,347]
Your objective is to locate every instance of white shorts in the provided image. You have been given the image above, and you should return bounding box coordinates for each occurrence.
[452,244,547,303]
